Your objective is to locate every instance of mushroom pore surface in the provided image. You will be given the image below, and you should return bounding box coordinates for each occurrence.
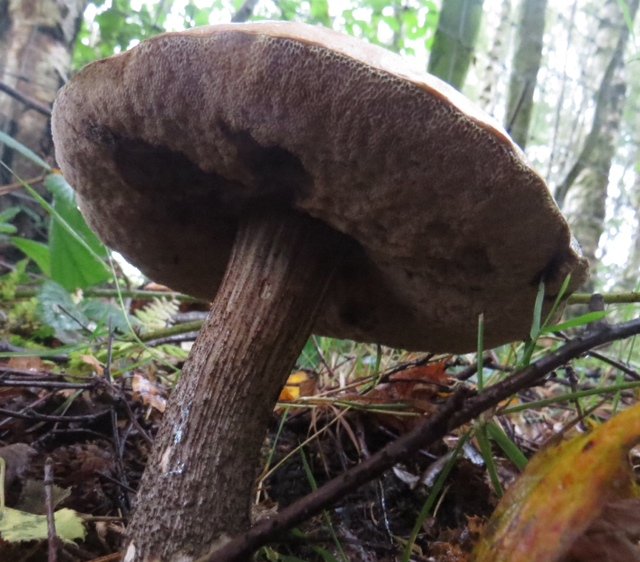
[52,21,589,352]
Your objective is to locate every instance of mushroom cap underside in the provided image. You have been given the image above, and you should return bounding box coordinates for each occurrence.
[51,21,589,352]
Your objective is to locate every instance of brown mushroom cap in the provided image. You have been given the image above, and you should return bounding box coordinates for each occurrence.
[52,21,588,352]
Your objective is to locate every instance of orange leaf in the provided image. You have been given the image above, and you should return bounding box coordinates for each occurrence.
[278,371,316,402]
[474,403,640,562]
[390,361,451,385]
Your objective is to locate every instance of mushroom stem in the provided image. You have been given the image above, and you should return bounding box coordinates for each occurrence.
[124,212,344,562]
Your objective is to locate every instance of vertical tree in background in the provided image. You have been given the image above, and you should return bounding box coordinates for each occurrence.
[428,0,484,90]
[0,0,87,241]
[477,0,511,116]
[0,0,87,180]
[559,0,639,283]
[505,0,548,148]
[624,171,640,289]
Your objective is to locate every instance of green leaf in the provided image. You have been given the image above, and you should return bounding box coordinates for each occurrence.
[11,237,51,276]
[45,174,111,290]
[310,0,330,25]
[476,424,503,496]
[37,281,91,343]
[0,506,86,544]
[529,282,545,340]
[0,131,51,171]
[0,224,17,234]
[37,281,133,342]
[81,298,134,334]
[541,310,609,334]
[0,206,21,223]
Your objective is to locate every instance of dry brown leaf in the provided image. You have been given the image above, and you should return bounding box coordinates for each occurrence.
[79,354,104,376]
[6,356,46,372]
[131,373,167,412]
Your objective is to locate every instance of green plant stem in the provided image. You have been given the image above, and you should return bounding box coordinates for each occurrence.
[568,291,640,304]
[12,286,203,302]
[137,321,204,342]
[500,379,640,413]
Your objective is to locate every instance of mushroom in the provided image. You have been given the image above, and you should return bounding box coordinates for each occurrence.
[51,21,588,561]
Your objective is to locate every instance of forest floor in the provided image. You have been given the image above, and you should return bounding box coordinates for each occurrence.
[0,291,638,562]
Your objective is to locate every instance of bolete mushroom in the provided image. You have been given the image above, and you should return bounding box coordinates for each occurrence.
[51,21,588,561]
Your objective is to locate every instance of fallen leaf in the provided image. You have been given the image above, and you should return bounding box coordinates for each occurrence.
[6,356,46,373]
[132,373,167,413]
[474,403,640,562]
[390,361,452,388]
[0,506,86,543]
[279,371,316,402]
[79,354,104,376]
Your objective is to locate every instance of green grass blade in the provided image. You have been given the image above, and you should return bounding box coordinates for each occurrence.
[401,433,469,562]
[0,131,51,171]
[486,420,528,471]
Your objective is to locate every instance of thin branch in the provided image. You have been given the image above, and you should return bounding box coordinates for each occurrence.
[205,318,640,562]
[44,457,60,562]
[0,82,52,116]
[0,174,45,195]
[0,407,111,423]
[0,380,96,390]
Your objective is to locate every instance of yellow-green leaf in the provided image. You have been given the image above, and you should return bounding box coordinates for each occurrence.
[474,403,640,562]
[0,506,86,544]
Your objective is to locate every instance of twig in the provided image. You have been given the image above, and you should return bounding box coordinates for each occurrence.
[0,81,52,116]
[205,318,640,561]
[104,328,131,513]
[0,407,111,423]
[0,174,46,195]
[586,348,640,380]
[44,458,59,562]
[0,380,96,390]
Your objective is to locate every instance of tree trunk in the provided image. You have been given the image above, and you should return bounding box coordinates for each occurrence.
[0,0,87,233]
[477,0,511,116]
[427,0,484,90]
[555,0,637,207]
[560,0,639,286]
[504,0,548,148]
[124,213,344,562]
[623,170,640,289]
